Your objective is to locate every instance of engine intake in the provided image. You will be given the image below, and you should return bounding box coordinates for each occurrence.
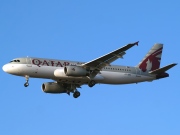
[64,66,89,77]
[42,82,66,94]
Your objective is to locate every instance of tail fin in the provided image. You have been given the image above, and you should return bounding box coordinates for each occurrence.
[137,43,163,72]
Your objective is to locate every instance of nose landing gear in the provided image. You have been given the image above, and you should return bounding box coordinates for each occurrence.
[24,75,29,87]
[24,82,29,87]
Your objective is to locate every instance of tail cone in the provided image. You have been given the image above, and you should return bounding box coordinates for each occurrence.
[156,73,169,79]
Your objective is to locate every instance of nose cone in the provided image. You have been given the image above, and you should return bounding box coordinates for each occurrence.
[2,64,20,75]
[2,64,8,72]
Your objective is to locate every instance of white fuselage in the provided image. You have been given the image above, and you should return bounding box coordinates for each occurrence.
[2,57,155,85]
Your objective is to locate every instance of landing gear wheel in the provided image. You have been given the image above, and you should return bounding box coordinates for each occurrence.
[24,75,29,87]
[24,82,29,87]
[88,80,96,87]
[73,91,80,98]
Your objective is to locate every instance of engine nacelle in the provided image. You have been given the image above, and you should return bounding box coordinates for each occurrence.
[64,66,89,77]
[54,68,66,77]
[42,82,66,94]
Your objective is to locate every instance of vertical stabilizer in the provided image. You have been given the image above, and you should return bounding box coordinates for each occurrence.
[137,43,163,72]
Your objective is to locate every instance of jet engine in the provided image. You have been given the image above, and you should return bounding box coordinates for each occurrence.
[42,82,66,93]
[64,66,89,77]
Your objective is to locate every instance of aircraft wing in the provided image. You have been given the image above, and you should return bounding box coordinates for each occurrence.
[82,41,139,71]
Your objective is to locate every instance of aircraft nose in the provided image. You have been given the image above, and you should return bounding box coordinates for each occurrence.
[2,64,8,72]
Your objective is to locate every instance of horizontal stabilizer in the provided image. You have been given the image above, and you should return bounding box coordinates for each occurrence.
[149,63,177,74]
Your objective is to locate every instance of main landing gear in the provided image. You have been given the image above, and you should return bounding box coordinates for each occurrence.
[67,90,81,98]
[73,91,81,98]
[88,80,96,87]
[71,80,96,98]
[65,84,81,98]
[24,75,29,87]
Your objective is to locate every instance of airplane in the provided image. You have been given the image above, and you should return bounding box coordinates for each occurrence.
[2,41,177,98]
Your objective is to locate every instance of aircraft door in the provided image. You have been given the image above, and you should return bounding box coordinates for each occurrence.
[26,57,32,67]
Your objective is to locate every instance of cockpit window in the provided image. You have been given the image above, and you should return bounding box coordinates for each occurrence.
[9,59,20,63]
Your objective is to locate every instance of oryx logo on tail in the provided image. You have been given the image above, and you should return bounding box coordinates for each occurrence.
[137,44,163,72]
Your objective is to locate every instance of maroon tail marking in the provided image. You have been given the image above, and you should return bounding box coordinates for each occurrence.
[139,47,162,72]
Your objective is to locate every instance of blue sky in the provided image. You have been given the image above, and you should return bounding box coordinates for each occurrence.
[0,0,180,134]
